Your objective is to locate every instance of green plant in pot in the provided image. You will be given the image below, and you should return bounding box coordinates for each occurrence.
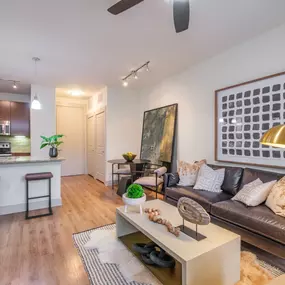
[122,184,146,214]
[40,134,64,158]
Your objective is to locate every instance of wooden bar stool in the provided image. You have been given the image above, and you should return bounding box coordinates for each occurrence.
[25,172,53,219]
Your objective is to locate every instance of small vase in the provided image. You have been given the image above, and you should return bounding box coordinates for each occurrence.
[49,147,58,158]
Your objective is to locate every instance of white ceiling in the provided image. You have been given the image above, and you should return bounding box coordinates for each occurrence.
[0,0,285,91]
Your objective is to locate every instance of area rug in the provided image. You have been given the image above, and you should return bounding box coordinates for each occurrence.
[73,224,284,285]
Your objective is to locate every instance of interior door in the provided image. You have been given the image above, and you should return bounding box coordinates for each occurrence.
[95,110,106,183]
[56,105,85,176]
[87,115,95,177]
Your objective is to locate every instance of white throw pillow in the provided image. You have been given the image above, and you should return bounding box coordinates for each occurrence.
[193,164,225,193]
[266,176,285,217]
[177,159,206,186]
[232,179,276,207]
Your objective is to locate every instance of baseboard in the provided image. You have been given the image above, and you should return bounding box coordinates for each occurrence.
[0,198,62,216]
[105,179,118,187]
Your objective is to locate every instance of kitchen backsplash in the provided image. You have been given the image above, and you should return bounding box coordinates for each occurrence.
[0,136,31,153]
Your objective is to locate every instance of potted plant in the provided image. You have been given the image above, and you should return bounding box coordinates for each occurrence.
[40,134,64,158]
[122,184,146,214]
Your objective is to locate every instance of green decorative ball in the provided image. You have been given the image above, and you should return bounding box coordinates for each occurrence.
[127,184,144,199]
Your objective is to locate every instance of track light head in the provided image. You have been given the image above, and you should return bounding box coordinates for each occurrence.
[13,82,17,89]
[122,80,128,87]
[134,72,138,79]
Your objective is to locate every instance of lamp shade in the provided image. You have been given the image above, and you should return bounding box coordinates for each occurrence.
[260,124,285,148]
[31,95,41,110]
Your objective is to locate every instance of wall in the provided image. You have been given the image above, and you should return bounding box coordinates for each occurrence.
[0,93,30,103]
[30,85,56,157]
[105,87,141,183]
[139,24,285,173]
[0,136,30,153]
[88,87,107,115]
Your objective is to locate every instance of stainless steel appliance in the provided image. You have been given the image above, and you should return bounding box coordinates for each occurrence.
[0,142,12,156]
[0,121,11,136]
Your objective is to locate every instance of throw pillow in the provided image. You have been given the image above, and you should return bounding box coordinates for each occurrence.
[266,176,285,217]
[193,164,225,193]
[232,179,276,207]
[177,159,206,186]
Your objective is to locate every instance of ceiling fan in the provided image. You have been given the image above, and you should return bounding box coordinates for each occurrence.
[107,0,190,33]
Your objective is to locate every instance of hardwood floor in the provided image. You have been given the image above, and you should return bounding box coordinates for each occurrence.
[0,175,124,285]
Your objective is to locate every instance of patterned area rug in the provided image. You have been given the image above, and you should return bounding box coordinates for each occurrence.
[73,224,284,285]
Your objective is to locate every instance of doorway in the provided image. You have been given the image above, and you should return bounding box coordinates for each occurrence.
[56,105,85,176]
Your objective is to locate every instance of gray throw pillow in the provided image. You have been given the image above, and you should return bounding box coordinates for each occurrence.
[194,164,225,193]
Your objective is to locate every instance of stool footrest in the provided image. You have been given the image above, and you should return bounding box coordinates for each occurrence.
[28,195,50,200]
[26,212,53,220]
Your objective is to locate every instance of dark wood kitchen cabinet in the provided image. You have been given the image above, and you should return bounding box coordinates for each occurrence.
[0,101,11,121]
[10,102,30,137]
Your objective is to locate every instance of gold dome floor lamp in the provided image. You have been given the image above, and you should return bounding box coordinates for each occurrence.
[260,124,285,148]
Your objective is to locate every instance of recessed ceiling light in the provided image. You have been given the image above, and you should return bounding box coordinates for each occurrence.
[67,90,85,96]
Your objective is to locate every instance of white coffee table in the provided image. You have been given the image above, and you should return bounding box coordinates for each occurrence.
[116,199,240,285]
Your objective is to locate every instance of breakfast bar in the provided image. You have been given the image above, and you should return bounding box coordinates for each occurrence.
[0,156,64,215]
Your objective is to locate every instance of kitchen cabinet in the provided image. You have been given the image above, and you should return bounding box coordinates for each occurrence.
[10,102,30,137]
[0,101,11,121]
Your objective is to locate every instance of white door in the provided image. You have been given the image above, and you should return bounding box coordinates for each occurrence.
[56,105,85,176]
[87,115,95,177]
[95,110,106,183]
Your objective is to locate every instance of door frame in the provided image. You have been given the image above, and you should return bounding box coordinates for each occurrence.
[56,101,88,175]
[87,113,95,177]
[94,107,106,183]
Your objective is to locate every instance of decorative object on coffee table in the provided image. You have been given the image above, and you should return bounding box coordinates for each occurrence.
[122,152,137,162]
[122,184,146,214]
[132,242,175,268]
[215,72,285,168]
[144,207,180,237]
[177,197,210,241]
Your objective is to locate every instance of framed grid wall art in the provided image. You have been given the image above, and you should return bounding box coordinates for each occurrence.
[215,72,285,168]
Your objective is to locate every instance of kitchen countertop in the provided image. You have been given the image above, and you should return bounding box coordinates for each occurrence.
[0,156,65,165]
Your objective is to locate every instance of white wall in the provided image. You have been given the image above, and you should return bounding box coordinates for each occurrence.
[30,85,56,157]
[88,87,107,115]
[105,87,141,183]
[139,24,285,173]
[0,92,30,102]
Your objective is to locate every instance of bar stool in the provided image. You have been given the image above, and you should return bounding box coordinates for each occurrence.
[25,172,53,219]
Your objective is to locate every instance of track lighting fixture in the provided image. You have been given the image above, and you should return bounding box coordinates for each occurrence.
[121,61,150,87]
[122,80,128,87]
[0,79,20,89]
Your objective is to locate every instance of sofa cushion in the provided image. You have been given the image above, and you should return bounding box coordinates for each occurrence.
[194,164,225,193]
[240,168,283,189]
[209,165,244,195]
[165,186,232,212]
[211,200,285,244]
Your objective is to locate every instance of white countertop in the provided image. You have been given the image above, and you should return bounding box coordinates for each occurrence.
[0,156,65,165]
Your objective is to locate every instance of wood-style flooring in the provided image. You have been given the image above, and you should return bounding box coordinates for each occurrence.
[0,175,125,285]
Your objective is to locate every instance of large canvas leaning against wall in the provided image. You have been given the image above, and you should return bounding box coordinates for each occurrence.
[215,72,285,168]
[140,104,178,164]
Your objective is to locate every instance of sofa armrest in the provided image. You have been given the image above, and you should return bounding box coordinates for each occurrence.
[163,172,180,190]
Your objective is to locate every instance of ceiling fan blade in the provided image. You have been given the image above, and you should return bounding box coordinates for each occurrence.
[108,0,144,15]
[173,0,190,33]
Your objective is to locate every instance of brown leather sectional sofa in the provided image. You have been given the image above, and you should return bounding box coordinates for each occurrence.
[164,165,285,245]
